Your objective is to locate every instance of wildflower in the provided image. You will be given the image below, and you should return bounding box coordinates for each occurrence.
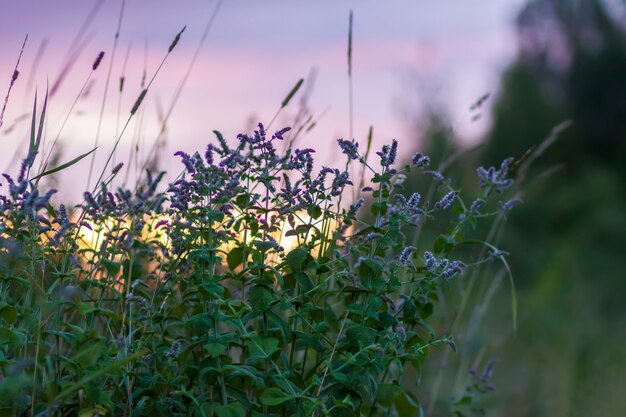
[438,258,449,270]
[499,198,522,213]
[58,204,68,223]
[272,126,291,140]
[376,139,398,167]
[337,139,359,160]
[331,170,352,196]
[394,194,407,206]
[174,151,195,173]
[396,324,407,341]
[442,260,464,278]
[165,340,182,358]
[350,198,364,212]
[126,293,148,308]
[212,130,230,153]
[205,144,214,165]
[394,174,407,188]
[364,232,381,243]
[469,198,485,212]
[84,192,99,211]
[435,191,459,210]
[353,256,367,270]
[476,157,514,192]
[424,251,437,271]
[399,246,417,266]
[289,148,315,176]
[481,359,498,382]
[411,152,430,168]
[489,248,509,259]
[407,192,421,214]
[423,170,444,181]
[13,179,28,198]
[280,173,300,206]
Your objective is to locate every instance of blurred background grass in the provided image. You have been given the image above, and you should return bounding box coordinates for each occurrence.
[413,1,626,415]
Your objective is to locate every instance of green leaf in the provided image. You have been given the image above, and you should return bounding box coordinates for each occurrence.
[0,305,17,324]
[199,283,225,299]
[0,326,26,345]
[295,272,314,293]
[253,240,275,253]
[307,205,323,219]
[371,201,387,217]
[76,302,97,316]
[206,209,224,223]
[284,224,313,237]
[433,234,455,254]
[186,313,214,331]
[358,258,384,280]
[32,146,99,180]
[204,342,227,358]
[223,364,265,387]
[248,285,273,313]
[362,259,384,276]
[248,336,278,363]
[227,247,244,270]
[376,384,403,406]
[260,387,293,406]
[214,402,244,417]
[78,405,107,417]
[286,248,309,272]
[395,391,420,416]
[402,298,417,320]
[346,325,376,346]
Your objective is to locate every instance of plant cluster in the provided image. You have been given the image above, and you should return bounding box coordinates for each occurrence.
[0,120,518,416]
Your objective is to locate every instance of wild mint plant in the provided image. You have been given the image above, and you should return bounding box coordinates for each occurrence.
[0,120,518,416]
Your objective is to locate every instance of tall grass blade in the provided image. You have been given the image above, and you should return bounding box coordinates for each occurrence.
[36,84,48,151]
[168,26,187,53]
[31,146,98,180]
[0,35,27,130]
[281,78,304,108]
[348,10,353,77]
[29,90,37,156]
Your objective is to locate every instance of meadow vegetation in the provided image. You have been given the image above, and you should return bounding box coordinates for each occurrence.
[0,10,525,417]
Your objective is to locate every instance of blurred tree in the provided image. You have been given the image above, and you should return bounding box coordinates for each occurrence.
[479,0,626,416]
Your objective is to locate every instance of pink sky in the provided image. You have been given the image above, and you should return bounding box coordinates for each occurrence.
[0,0,524,201]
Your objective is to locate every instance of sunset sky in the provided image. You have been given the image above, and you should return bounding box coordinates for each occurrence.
[0,0,524,200]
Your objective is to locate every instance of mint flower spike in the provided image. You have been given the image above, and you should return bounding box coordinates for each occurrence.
[476,157,515,192]
[411,152,431,168]
[435,191,459,210]
[337,138,360,160]
[377,139,398,167]
[399,246,417,266]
